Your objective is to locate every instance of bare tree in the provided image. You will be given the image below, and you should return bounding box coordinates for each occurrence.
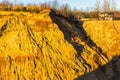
[95,0,100,19]
[0,0,12,10]
[60,3,70,17]
[52,0,59,10]
[103,0,111,12]
[111,0,116,12]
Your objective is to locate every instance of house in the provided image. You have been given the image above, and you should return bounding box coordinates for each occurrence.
[99,12,120,20]
[99,12,114,20]
[114,13,120,20]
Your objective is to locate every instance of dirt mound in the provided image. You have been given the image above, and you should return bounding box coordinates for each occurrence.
[0,10,119,80]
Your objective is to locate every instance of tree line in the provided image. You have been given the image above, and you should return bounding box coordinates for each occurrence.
[0,0,119,20]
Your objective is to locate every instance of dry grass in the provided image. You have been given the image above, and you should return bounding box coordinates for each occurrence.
[83,20,120,59]
[0,10,120,80]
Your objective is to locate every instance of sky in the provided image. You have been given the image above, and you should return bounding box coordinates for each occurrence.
[0,0,120,10]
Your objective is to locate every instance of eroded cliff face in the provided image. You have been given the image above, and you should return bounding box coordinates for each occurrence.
[0,10,119,80]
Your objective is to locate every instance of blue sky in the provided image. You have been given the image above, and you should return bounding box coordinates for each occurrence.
[0,0,120,10]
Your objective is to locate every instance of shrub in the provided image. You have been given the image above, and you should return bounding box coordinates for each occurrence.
[14,8,21,11]
[22,7,27,12]
[4,7,11,11]
[30,8,40,13]
[68,13,75,19]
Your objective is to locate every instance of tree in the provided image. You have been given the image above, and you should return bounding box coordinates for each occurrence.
[0,0,12,10]
[111,0,116,12]
[95,0,100,19]
[103,0,111,12]
[40,2,50,9]
[60,3,70,16]
[52,0,59,10]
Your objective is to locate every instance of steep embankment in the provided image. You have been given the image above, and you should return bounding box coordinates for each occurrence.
[77,21,120,80]
[83,21,120,59]
[0,10,119,80]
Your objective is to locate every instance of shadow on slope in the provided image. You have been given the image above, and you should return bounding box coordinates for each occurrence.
[75,55,120,80]
[50,11,108,63]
